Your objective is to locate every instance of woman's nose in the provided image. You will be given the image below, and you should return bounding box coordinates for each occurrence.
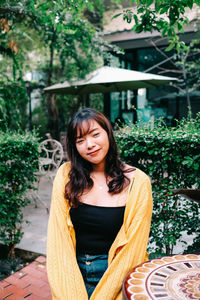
[86,137,95,149]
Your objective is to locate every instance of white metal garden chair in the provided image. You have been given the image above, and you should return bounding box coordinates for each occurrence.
[38,138,64,179]
[33,138,64,213]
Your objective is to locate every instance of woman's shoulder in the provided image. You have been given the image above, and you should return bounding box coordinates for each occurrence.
[123,163,136,180]
[124,164,151,183]
[57,161,71,173]
[54,161,71,182]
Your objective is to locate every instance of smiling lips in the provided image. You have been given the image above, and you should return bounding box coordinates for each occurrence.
[87,149,101,156]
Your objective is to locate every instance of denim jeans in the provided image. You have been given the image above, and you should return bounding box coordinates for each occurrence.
[77,254,108,298]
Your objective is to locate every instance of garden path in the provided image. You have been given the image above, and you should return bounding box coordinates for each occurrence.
[0,256,51,300]
[17,176,52,255]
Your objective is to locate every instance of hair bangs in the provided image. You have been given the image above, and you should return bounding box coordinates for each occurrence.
[74,118,94,140]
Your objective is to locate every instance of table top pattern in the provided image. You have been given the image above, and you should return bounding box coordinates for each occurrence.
[123,254,200,300]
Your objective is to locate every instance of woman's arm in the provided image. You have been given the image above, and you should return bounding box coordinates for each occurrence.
[46,163,88,300]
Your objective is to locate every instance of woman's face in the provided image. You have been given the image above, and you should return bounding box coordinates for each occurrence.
[75,120,109,167]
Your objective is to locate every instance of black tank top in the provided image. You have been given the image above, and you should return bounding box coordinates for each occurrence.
[70,203,125,254]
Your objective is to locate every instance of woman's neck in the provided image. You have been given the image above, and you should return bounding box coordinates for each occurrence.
[92,161,106,173]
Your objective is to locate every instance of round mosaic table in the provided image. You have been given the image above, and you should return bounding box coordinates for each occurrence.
[123,254,200,300]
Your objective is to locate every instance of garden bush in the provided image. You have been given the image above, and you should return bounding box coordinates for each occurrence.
[0,81,28,131]
[0,131,40,257]
[116,113,200,256]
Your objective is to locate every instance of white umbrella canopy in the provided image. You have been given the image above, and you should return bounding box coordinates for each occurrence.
[44,66,178,95]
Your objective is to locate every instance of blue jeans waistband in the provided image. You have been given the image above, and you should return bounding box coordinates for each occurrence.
[77,253,108,298]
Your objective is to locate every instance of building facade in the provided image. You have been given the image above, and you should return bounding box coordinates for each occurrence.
[103,4,200,125]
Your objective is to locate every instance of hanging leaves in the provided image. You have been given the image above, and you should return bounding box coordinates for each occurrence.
[8,40,18,54]
[0,18,10,32]
[116,0,199,51]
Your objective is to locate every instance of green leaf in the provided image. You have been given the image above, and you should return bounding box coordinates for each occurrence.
[165,42,175,52]
[161,26,168,37]
[188,0,194,9]
[133,14,138,24]
[112,13,122,20]
[194,163,199,170]
[146,0,154,6]
[160,7,169,14]
[177,22,183,31]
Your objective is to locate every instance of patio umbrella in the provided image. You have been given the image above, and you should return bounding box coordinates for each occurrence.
[44,66,178,95]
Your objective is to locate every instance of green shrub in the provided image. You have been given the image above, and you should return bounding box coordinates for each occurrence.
[116,114,200,255]
[0,131,40,257]
[0,81,28,131]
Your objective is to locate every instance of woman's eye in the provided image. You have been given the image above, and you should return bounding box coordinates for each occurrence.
[93,132,100,137]
[76,139,84,144]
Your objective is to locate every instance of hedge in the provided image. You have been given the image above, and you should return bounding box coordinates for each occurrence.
[116,114,200,256]
[0,81,28,131]
[0,131,40,256]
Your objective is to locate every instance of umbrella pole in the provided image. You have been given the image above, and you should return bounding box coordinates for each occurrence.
[133,90,137,123]
[103,93,110,118]
[82,94,90,107]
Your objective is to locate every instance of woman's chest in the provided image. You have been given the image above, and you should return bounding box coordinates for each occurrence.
[80,186,129,207]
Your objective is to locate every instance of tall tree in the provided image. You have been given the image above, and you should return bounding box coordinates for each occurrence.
[0,0,117,135]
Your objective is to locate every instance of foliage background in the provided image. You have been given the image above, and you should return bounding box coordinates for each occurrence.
[116,114,200,255]
[1,0,200,137]
[0,0,121,137]
[0,131,40,256]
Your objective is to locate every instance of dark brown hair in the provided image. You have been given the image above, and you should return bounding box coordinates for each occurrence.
[65,107,133,207]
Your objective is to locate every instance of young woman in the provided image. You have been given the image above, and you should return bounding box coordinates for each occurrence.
[47,108,152,300]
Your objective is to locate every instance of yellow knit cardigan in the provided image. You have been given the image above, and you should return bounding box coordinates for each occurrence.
[47,162,153,300]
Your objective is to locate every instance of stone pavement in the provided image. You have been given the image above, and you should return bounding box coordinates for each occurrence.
[17,175,52,255]
[0,256,51,300]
